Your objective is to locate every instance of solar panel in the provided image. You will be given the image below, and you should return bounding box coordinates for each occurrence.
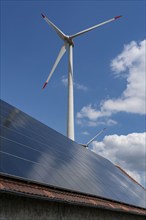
[0,99,146,208]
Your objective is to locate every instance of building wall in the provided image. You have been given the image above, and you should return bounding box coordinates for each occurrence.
[0,193,145,220]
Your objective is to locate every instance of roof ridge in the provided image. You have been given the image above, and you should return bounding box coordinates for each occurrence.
[115,164,146,191]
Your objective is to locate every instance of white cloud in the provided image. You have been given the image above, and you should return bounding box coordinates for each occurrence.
[82,131,90,135]
[77,104,110,120]
[101,39,146,115]
[77,39,146,126]
[91,132,146,186]
[111,41,145,75]
[74,82,88,91]
[61,76,68,86]
[76,104,116,127]
[61,75,88,91]
[105,119,117,126]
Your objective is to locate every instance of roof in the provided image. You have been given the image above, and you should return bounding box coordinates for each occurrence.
[0,99,146,209]
[0,175,146,216]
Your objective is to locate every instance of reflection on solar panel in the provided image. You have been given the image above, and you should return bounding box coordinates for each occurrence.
[0,99,145,208]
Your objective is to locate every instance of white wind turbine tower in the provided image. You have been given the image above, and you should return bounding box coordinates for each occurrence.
[41,14,122,141]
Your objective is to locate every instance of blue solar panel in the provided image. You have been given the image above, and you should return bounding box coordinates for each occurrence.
[0,99,146,208]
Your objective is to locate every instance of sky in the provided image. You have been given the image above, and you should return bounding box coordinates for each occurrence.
[1,0,146,187]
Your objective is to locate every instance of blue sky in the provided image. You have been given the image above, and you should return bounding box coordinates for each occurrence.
[1,1,146,186]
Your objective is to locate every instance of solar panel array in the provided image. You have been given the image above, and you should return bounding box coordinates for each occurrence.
[0,99,146,208]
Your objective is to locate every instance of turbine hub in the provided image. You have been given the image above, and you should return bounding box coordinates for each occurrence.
[64,36,74,47]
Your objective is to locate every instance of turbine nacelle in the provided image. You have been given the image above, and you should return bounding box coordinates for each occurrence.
[64,36,74,47]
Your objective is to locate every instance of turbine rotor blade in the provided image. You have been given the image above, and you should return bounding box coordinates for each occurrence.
[43,44,68,89]
[41,13,67,41]
[86,128,106,146]
[70,16,122,39]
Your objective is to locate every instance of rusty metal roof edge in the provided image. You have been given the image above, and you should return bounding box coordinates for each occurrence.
[0,174,146,216]
[1,189,146,216]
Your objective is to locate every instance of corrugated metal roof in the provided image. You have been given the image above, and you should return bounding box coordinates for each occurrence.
[0,99,146,209]
[0,175,146,216]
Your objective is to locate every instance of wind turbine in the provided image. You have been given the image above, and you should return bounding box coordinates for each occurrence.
[41,14,122,141]
[80,128,106,148]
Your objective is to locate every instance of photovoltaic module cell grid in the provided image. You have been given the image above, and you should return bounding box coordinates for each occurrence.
[0,99,145,208]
